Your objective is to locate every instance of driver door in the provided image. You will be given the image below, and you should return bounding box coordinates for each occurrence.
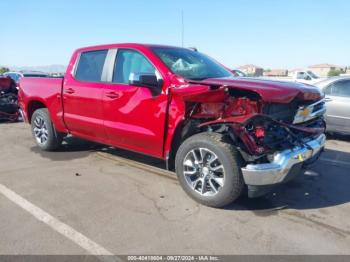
[102,48,168,158]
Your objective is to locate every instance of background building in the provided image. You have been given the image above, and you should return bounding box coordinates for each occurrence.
[308,64,344,77]
[263,69,288,77]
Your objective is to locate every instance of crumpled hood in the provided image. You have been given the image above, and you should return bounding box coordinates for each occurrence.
[192,77,323,103]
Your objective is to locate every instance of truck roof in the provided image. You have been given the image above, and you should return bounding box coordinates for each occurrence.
[75,43,184,53]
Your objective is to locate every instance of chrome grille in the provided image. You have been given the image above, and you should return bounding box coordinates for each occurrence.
[293,99,326,124]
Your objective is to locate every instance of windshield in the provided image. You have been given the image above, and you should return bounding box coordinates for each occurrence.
[307,71,319,79]
[151,47,233,80]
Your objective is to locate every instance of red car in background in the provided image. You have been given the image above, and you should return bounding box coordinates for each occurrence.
[0,76,19,121]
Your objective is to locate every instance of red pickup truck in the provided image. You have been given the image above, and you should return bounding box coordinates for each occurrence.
[19,43,326,207]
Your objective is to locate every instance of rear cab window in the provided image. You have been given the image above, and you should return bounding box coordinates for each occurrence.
[75,50,108,82]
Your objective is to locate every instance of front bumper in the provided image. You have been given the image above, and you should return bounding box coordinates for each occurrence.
[241,133,326,186]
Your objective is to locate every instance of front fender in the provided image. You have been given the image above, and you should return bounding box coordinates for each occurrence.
[163,97,186,159]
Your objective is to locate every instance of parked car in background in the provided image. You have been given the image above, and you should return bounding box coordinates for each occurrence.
[19,43,326,207]
[315,76,350,135]
[231,69,247,77]
[263,70,324,84]
[3,71,49,85]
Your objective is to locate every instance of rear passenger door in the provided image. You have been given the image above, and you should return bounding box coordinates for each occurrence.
[102,48,168,158]
[324,79,350,133]
[63,49,108,141]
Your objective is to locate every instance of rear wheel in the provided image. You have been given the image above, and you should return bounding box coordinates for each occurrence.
[175,132,244,208]
[31,108,63,151]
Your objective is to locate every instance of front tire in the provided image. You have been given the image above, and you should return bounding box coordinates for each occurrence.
[175,132,245,208]
[31,108,63,151]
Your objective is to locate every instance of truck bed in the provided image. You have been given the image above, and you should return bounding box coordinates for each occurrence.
[18,77,66,132]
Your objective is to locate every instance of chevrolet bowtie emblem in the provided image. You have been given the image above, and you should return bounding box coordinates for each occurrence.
[299,107,311,117]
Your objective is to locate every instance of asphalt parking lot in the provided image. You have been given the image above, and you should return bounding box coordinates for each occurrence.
[0,122,350,256]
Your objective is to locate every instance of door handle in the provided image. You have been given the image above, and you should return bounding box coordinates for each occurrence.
[106,91,120,99]
[65,88,75,94]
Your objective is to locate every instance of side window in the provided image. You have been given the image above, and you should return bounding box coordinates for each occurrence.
[329,80,350,97]
[75,50,108,82]
[112,49,156,84]
[324,85,332,95]
[296,72,305,79]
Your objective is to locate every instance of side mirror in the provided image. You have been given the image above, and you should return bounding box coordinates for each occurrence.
[129,72,163,90]
[304,75,312,80]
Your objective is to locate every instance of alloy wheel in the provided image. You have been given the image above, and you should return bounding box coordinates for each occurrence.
[183,147,225,196]
[33,115,49,145]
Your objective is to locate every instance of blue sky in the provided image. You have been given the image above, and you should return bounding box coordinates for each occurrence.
[1,0,349,69]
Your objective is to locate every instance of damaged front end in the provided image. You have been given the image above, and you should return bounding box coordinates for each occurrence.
[172,81,326,197]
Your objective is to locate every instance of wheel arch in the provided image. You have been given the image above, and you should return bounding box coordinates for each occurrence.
[167,119,204,170]
[27,99,47,123]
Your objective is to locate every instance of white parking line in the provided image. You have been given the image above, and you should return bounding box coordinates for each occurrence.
[0,183,121,262]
